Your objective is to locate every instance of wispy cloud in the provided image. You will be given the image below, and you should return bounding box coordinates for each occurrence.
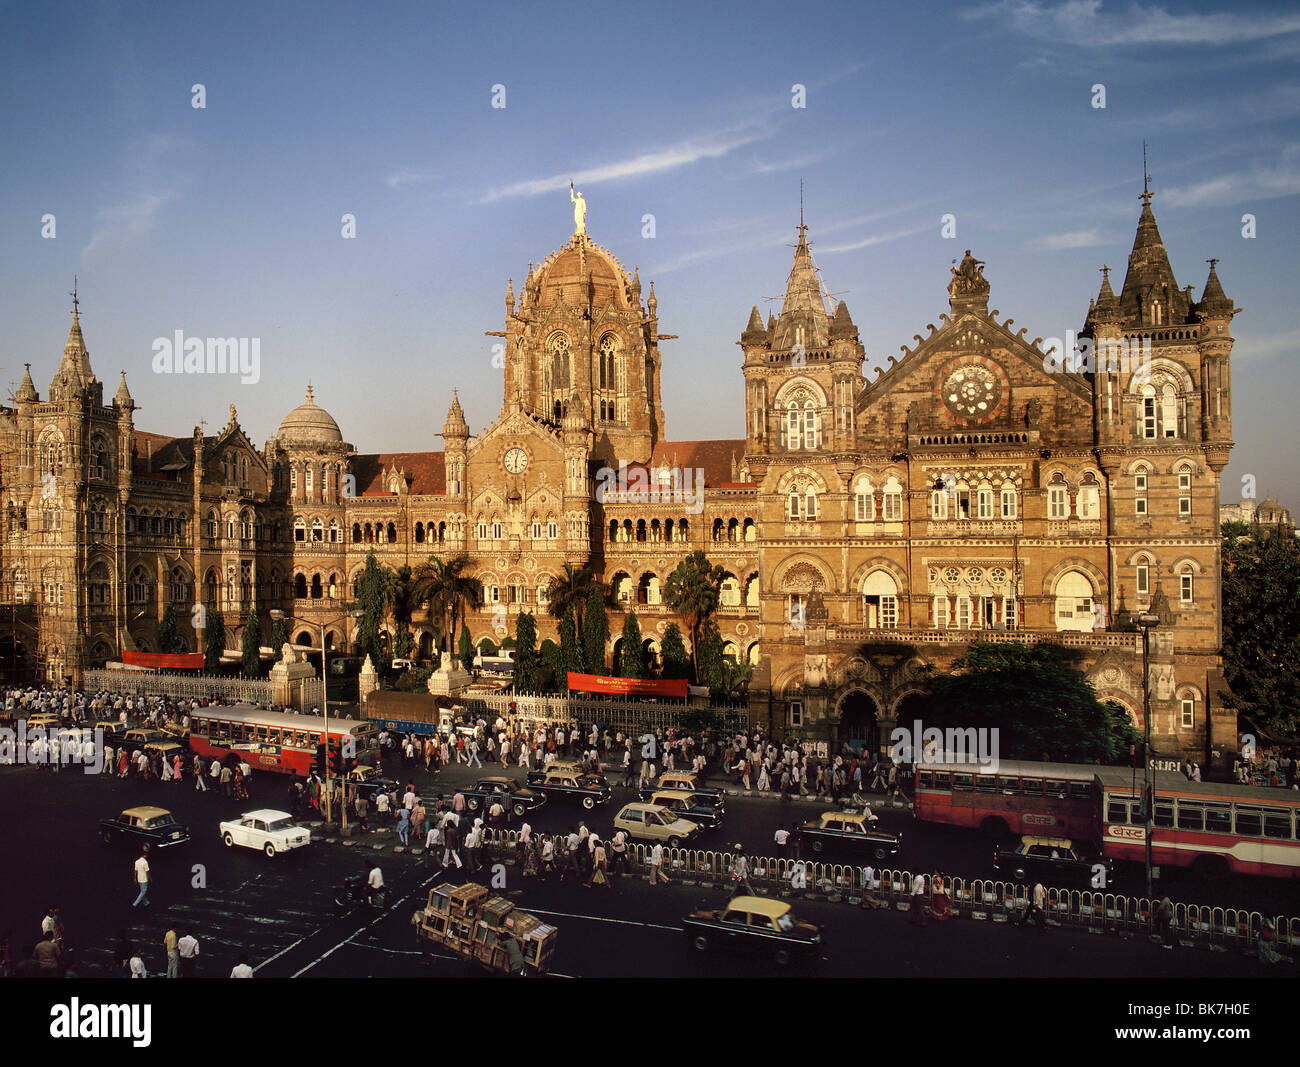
[82,133,186,262]
[476,123,771,203]
[1231,327,1300,362]
[1163,147,1300,207]
[385,167,441,189]
[650,231,790,276]
[747,149,832,175]
[1122,84,1300,132]
[818,223,932,255]
[962,1,1300,46]
[1027,227,1112,250]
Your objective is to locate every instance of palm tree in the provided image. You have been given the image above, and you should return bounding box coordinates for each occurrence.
[545,563,605,637]
[663,550,725,684]
[386,565,421,659]
[414,555,483,665]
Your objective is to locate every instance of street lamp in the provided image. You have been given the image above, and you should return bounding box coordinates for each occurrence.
[270,603,361,828]
[1135,611,1160,899]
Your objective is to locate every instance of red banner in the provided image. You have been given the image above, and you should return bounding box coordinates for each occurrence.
[121,650,206,670]
[565,672,687,698]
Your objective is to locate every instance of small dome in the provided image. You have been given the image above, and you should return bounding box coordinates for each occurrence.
[533,236,630,309]
[277,385,342,444]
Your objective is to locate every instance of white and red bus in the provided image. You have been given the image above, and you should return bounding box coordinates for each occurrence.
[1095,767,1300,881]
[914,757,1101,840]
[187,705,376,777]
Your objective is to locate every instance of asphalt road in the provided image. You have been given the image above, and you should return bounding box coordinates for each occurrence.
[0,758,1295,980]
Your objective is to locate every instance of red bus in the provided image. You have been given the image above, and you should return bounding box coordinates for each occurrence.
[187,705,377,777]
[1095,767,1300,881]
[914,758,1100,840]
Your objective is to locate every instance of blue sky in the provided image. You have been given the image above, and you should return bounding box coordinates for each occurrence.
[2,0,1298,509]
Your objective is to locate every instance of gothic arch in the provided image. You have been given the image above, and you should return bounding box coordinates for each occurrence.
[848,557,909,595]
[773,376,829,408]
[1040,557,1106,598]
[775,465,830,495]
[771,554,835,595]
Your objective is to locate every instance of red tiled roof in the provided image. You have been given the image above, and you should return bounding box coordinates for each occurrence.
[353,452,446,496]
[646,440,747,486]
[131,430,187,477]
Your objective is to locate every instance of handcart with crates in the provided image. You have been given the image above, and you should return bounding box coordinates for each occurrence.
[417,881,558,975]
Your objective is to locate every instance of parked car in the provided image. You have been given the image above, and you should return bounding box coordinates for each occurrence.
[100,806,191,850]
[462,776,547,817]
[116,728,171,755]
[219,809,311,857]
[647,789,726,830]
[345,765,399,803]
[639,772,723,802]
[993,835,1111,887]
[525,768,613,810]
[799,810,901,860]
[613,802,701,847]
[683,896,822,966]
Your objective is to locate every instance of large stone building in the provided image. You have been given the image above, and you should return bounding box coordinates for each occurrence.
[1,189,1239,764]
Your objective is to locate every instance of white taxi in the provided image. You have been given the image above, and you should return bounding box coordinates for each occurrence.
[219,808,311,857]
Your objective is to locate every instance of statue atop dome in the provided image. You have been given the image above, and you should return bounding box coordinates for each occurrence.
[570,181,586,237]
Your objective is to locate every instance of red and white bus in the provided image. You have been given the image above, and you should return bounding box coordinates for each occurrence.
[914,758,1102,840]
[187,705,377,777]
[1095,767,1300,881]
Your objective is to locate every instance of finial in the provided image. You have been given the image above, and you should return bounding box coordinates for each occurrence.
[69,276,80,320]
[1100,264,1110,282]
[305,383,314,402]
[1140,140,1153,205]
[799,178,804,231]
[1207,257,1219,271]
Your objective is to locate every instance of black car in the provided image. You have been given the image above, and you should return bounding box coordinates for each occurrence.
[100,806,191,850]
[683,896,821,967]
[525,769,613,810]
[799,811,901,860]
[993,836,1112,887]
[344,767,399,804]
[463,776,547,817]
[647,789,726,830]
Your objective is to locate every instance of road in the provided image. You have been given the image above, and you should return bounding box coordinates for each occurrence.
[0,756,1294,980]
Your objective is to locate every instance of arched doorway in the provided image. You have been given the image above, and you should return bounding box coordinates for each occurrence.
[418,631,434,662]
[837,689,880,755]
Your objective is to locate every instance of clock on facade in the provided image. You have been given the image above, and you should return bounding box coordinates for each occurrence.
[503,447,529,475]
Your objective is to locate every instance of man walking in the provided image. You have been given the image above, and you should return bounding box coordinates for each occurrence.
[178,928,200,977]
[131,850,151,908]
[729,845,755,897]
[908,872,927,926]
[648,841,669,885]
[163,925,180,978]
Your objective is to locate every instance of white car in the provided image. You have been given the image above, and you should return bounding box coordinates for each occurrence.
[219,809,311,857]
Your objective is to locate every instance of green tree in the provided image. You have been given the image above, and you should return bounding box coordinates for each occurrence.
[619,611,645,679]
[514,612,539,693]
[386,564,421,660]
[240,609,262,678]
[416,555,483,666]
[352,550,390,668]
[545,563,604,639]
[1222,523,1300,736]
[660,622,690,680]
[582,589,609,675]
[695,617,725,689]
[157,603,185,655]
[458,623,474,669]
[538,639,560,694]
[558,606,584,687]
[203,610,227,672]
[925,641,1138,762]
[663,550,725,684]
[269,615,290,660]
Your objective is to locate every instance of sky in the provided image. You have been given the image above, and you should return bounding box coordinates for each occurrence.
[1,0,1297,510]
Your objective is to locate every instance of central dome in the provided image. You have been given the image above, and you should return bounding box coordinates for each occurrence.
[277,385,343,444]
[535,236,631,309]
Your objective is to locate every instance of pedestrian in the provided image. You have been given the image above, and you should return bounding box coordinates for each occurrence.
[562,827,582,882]
[375,789,390,823]
[1154,895,1175,949]
[129,951,148,978]
[908,872,928,926]
[163,925,180,978]
[32,931,61,976]
[355,794,369,832]
[411,799,426,842]
[178,928,200,977]
[610,829,631,878]
[1018,881,1047,929]
[396,807,411,846]
[539,835,555,882]
[464,818,484,873]
[230,953,254,978]
[729,845,755,897]
[587,837,610,888]
[790,823,802,861]
[774,825,790,857]
[442,821,463,870]
[220,763,233,797]
[40,906,64,954]
[131,850,151,908]
[860,865,886,909]
[930,872,952,921]
[648,840,670,885]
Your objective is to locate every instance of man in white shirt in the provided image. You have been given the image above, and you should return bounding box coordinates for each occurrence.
[773,826,790,855]
[132,851,151,908]
[230,954,253,978]
[648,841,669,885]
[178,929,200,977]
[908,872,928,926]
[367,865,385,905]
[860,865,886,909]
[402,788,417,811]
[129,953,147,978]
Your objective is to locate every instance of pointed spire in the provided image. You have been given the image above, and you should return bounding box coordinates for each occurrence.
[771,224,831,350]
[647,281,657,315]
[1196,257,1235,317]
[15,363,37,403]
[442,389,468,438]
[766,311,776,333]
[505,277,515,316]
[1087,264,1121,329]
[829,299,856,340]
[113,370,133,408]
[742,304,767,344]
[1117,174,1189,327]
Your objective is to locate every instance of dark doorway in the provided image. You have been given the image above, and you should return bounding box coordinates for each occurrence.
[837,689,880,755]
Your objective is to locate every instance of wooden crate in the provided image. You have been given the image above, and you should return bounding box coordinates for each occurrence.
[426,884,454,914]
[482,897,514,926]
[448,883,488,916]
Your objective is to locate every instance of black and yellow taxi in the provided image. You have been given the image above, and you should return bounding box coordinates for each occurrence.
[463,776,547,817]
[799,810,901,860]
[993,835,1111,887]
[647,788,726,830]
[99,806,191,849]
[683,896,821,966]
[524,767,613,810]
[639,771,723,802]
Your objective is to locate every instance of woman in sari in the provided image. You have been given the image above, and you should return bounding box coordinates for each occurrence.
[930,871,953,921]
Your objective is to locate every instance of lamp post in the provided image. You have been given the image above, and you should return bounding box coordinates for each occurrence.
[1135,611,1160,899]
[271,597,360,829]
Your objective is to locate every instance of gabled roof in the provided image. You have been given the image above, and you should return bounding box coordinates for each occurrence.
[353,451,446,496]
[647,440,747,487]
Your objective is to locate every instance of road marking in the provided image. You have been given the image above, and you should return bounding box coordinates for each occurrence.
[526,907,680,933]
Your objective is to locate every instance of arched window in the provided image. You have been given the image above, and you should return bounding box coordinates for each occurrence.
[882,477,903,521]
[414,522,425,544]
[206,509,218,539]
[854,478,875,521]
[1134,466,1149,517]
[352,523,362,543]
[804,487,818,520]
[88,562,110,609]
[786,402,800,449]
[311,518,323,542]
[126,565,151,605]
[1179,566,1195,605]
[169,567,189,603]
[1177,466,1193,517]
[803,400,818,450]
[1047,475,1070,520]
[931,485,948,520]
[719,574,741,607]
[976,484,994,520]
[1053,570,1094,632]
[328,519,339,543]
[1134,554,1151,600]
[387,521,397,543]
[294,573,307,599]
[1000,483,1018,519]
[1077,475,1100,520]
[861,571,899,629]
[294,518,306,542]
[1160,382,1178,439]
